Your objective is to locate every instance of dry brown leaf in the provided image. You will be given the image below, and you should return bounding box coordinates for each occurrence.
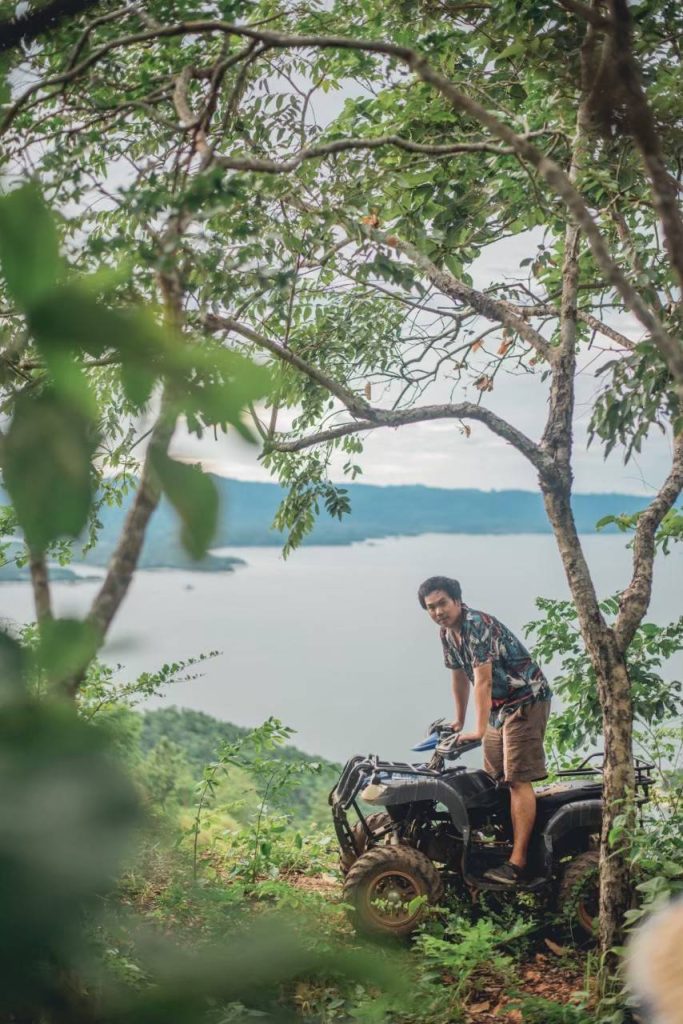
[474,375,494,392]
[364,382,372,400]
[463,424,472,438]
[470,338,484,351]
[497,339,513,356]
[544,937,571,957]
[468,1000,491,1013]
[361,211,380,227]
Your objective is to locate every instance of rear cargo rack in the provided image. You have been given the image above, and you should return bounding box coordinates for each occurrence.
[556,753,654,795]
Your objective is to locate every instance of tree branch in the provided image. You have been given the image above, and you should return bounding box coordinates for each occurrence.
[64,4,139,71]
[204,314,375,420]
[556,0,611,28]
[384,234,556,363]
[514,304,636,349]
[576,310,635,349]
[607,0,683,298]
[541,14,596,471]
[614,431,683,653]
[269,402,550,473]
[208,133,538,173]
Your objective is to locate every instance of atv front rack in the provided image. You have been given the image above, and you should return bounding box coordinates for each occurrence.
[329,754,439,812]
[329,754,449,860]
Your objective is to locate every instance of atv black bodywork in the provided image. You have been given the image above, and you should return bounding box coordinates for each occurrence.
[330,725,653,937]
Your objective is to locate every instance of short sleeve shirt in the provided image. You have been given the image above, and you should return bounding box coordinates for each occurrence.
[441,605,550,728]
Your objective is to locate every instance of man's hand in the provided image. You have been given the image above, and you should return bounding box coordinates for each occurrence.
[449,719,463,733]
[456,730,485,744]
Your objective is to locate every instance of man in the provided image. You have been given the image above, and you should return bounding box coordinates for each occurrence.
[418,575,552,885]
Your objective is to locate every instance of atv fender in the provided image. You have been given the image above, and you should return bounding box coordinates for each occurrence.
[362,776,470,834]
[541,799,602,873]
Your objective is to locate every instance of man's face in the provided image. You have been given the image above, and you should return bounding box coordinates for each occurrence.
[424,590,462,629]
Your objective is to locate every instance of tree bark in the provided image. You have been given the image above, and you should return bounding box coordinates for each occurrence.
[28,547,53,625]
[540,474,635,971]
[87,402,176,639]
[595,652,635,958]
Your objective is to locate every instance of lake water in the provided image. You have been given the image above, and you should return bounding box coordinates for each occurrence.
[1,533,681,764]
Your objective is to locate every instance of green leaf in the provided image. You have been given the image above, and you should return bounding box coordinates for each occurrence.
[182,348,271,441]
[3,391,98,550]
[29,285,162,359]
[120,361,156,409]
[35,618,100,684]
[0,184,62,307]
[595,515,616,530]
[0,53,11,105]
[150,452,219,560]
[497,40,525,60]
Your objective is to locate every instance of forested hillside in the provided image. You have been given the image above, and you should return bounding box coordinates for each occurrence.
[140,706,338,824]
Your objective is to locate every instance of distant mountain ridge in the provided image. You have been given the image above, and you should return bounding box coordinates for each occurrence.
[86,478,648,562]
[0,477,651,575]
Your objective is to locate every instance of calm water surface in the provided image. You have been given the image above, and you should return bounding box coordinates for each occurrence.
[1,534,681,763]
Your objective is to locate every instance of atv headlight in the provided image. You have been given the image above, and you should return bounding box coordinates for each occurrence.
[361,783,388,802]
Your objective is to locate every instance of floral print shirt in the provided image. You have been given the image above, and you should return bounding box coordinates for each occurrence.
[441,605,551,728]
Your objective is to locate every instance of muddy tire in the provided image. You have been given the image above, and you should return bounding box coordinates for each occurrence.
[343,845,443,939]
[339,812,394,875]
[556,849,599,939]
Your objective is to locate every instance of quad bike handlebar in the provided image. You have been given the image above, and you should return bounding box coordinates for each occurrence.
[412,719,481,760]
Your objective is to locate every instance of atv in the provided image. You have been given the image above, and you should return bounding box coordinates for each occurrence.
[330,719,653,939]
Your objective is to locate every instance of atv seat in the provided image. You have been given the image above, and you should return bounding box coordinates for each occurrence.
[535,780,602,820]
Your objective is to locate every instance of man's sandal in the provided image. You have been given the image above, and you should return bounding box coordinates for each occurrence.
[482,861,523,885]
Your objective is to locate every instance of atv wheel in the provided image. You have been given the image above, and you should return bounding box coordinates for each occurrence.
[557,849,599,939]
[339,812,394,875]
[343,845,443,938]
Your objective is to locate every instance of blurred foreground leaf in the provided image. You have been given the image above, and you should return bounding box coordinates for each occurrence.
[3,390,98,550]
[36,617,101,685]
[99,912,408,1024]
[181,346,271,441]
[0,183,62,307]
[150,452,219,560]
[0,634,140,1010]
[0,631,26,706]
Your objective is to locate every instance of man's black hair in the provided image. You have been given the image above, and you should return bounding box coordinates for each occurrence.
[417,576,462,609]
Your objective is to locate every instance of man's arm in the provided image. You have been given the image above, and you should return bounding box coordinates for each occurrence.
[451,669,470,730]
[458,662,492,742]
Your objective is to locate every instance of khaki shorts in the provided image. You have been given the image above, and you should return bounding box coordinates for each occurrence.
[483,699,551,784]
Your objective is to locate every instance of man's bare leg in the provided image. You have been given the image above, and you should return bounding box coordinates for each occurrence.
[508,781,537,869]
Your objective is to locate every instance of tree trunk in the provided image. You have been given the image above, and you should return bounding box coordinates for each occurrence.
[594,651,635,962]
[540,475,635,977]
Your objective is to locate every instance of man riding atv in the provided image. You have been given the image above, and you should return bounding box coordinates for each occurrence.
[418,576,552,886]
